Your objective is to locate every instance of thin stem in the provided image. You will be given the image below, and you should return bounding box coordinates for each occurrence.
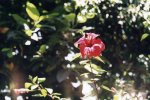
[89,59,99,100]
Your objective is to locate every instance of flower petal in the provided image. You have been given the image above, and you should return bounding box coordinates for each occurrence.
[93,39,105,51]
[85,33,99,40]
[84,47,93,58]
[74,36,86,47]
[79,44,86,58]
[91,44,102,57]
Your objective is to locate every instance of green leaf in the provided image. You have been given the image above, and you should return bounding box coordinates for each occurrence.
[12,14,27,24]
[31,84,39,90]
[7,52,13,58]
[64,13,75,22]
[94,56,105,63]
[38,45,46,54]
[101,85,112,92]
[25,82,32,89]
[86,13,96,19]
[113,94,121,100]
[1,48,13,58]
[91,64,105,73]
[38,78,46,83]
[84,63,106,74]
[46,88,53,94]
[39,13,59,21]
[33,76,38,83]
[72,53,81,61]
[148,55,150,59]
[52,96,60,99]
[24,29,33,36]
[35,24,42,28]
[77,14,87,23]
[1,48,10,52]
[52,93,62,96]
[26,2,40,21]
[79,60,89,65]
[41,89,47,97]
[29,75,33,81]
[141,33,149,41]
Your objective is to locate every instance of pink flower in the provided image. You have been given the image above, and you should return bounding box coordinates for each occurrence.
[75,33,105,59]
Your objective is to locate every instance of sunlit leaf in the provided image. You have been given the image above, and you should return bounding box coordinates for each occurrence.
[24,29,33,36]
[72,53,81,61]
[26,2,40,21]
[39,13,59,21]
[84,64,98,74]
[33,76,38,83]
[113,94,121,100]
[86,13,96,19]
[84,63,106,74]
[91,64,106,73]
[52,93,62,96]
[29,75,33,81]
[35,24,42,28]
[82,26,94,31]
[80,73,90,76]
[52,96,60,99]
[12,14,27,24]
[31,84,39,90]
[41,89,47,97]
[64,13,75,22]
[94,56,105,63]
[141,33,149,41]
[101,85,112,92]
[38,78,46,83]
[25,82,32,89]
[77,14,87,23]
[46,88,53,94]
[79,60,89,65]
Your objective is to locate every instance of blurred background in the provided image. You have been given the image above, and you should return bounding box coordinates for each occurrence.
[0,0,150,99]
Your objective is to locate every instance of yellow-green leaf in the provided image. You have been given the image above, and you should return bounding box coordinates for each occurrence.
[38,45,46,54]
[64,13,75,22]
[141,33,149,41]
[38,78,46,83]
[41,89,47,97]
[113,94,121,100]
[86,13,96,19]
[94,56,105,63]
[77,14,87,23]
[39,13,59,21]
[24,30,33,36]
[84,63,106,74]
[91,64,106,73]
[101,85,112,92]
[79,60,89,65]
[33,76,38,83]
[46,88,53,94]
[72,53,81,61]
[29,75,33,81]
[52,93,62,96]
[31,84,39,90]
[25,82,32,89]
[26,2,40,21]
